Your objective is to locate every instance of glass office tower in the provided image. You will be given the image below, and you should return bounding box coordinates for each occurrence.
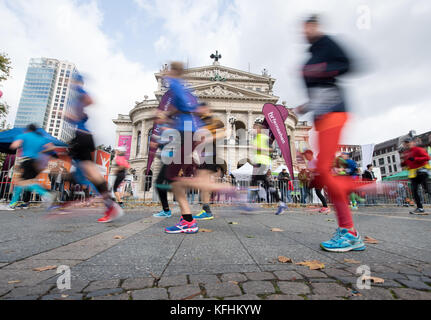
[14,58,77,142]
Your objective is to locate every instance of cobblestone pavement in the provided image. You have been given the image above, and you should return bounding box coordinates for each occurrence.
[0,206,430,300]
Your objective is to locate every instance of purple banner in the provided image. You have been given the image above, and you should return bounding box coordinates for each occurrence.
[262,103,295,180]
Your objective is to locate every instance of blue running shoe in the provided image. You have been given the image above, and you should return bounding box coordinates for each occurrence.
[165,218,199,234]
[320,228,366,253]
[153,210,172,218]
[193,210,214,221]
[276,204,288,215]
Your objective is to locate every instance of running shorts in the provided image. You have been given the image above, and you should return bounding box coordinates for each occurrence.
[69,131,96,162]
[21,159,42,180]
[113,170,126,192]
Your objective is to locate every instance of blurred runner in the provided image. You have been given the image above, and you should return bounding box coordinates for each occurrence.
[302,150,330,213]
[192,102,226,221]
[8,124,56,210]
[156,62,235,234]
[249,120,287,215]
[65,73,123,223]
[112,146,131,208]
[295,15,366,252]
[401,137,431,215]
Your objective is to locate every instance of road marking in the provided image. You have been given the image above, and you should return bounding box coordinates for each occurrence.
[355,212,431,222]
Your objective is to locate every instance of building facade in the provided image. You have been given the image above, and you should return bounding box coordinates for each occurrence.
[14,58,77,142]
[351,130,421,179]
[113,59,312,198]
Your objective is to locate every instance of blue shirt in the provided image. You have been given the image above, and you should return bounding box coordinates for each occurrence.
[165,77,202,132]
[15,132,49,159]
[69,84,90,132]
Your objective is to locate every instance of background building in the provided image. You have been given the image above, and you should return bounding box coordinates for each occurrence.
[14,58,77,142]
[113,56,312,198]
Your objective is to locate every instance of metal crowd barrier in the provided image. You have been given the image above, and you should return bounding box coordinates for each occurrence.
[2,167,431,208]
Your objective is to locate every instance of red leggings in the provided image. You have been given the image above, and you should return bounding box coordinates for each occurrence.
[315,113,355,230]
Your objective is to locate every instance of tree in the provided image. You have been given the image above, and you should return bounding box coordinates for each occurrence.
[0,52,12,121]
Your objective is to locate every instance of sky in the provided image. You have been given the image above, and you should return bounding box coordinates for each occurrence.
[0,0,430,148]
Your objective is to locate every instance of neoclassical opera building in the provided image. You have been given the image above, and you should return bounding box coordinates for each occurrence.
[113,55,311,198]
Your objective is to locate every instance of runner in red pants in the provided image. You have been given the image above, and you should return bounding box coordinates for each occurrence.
[295,15,366,252]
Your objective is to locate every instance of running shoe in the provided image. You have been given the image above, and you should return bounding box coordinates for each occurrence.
[319,207,331,214]
[320,228,366,253]
[410,208,427,215]
[275,204,288,215]
[42,193,56,209]
[193,210,214,221]
[17,203,30,210]
[153,210,172,218]
[6,202,18,211]
[165,218,199,234]
[98,203,124,223]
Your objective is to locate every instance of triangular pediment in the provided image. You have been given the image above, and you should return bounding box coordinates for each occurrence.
[189,82,278,102]
[156,64,275,83]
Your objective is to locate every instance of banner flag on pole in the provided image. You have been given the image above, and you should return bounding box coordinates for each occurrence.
[262,103,295,180]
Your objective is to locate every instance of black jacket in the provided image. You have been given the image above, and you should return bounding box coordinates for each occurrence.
[303,35,350,90]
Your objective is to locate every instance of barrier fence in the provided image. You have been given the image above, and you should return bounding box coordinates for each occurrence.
[2,170,431,208]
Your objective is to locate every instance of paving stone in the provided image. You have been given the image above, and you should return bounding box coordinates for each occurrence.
[406,275,431,283]
[132,288,168,300]
[122,278,154,290]
[158,275,188,288]
[392,265,422,276]
[168,285,202,300]
[85,288,124,298]
[266,294,305,300]
[3,296,39,300]
[373,272,407,281]
[369,279,403,289]
[84,279,120,292]
[393,288,431,300]
[225,295,261,300]
[397,279,431,291]
[48,280,90,294]
[273,271,303,281]
[324,268,355,278]
[245,272,276,281]
[41,294,83,300]
[92,294,130,301]
[311,283,350,297]
[2,284,53,299]
[349,288,395,300]
[242,281,275,295]
[220,273,248,283]
[189,274,220,285]
[296,269,328,278]
[308,295,344,300]
[278,282,310,295]
[205,282,242,298]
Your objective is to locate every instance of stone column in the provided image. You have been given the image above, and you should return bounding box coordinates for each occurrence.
[131,124,138,160]
[141,120,147,159]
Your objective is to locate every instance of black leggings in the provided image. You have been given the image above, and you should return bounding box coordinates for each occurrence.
[315,188,328,208]
[113,170,126,192]
[411,172,431,209]
[156,165,170,212]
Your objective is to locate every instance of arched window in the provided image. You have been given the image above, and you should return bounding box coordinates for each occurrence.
[235,121,247,145]
[136,131,141,157]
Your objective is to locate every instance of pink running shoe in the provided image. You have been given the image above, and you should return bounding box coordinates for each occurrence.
[98,203,124,223]
[319,207,331,214]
